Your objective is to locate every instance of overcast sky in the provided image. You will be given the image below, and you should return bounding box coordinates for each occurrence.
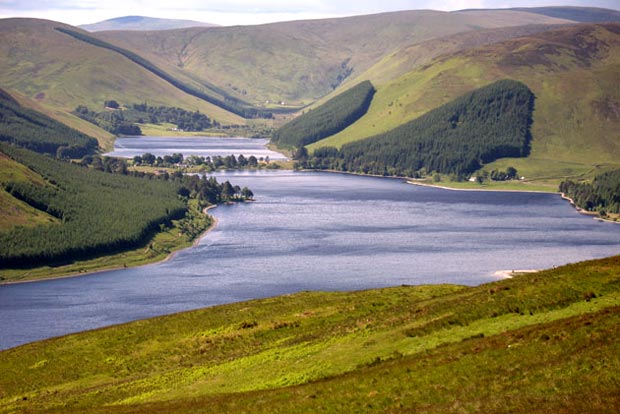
[1,0,618,26]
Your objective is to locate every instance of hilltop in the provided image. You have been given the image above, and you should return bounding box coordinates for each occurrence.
[79,16,217,32]
[96,9,571,107]
[309,22,620,186]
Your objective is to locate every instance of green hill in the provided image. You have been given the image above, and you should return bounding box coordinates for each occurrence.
[309,80,533,177]
[310,23,620,184]
[1,255,619,413]
[0,18,244,126]
[97,10,571,107]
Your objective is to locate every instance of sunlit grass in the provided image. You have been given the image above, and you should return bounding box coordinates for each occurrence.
[2,256,619,413]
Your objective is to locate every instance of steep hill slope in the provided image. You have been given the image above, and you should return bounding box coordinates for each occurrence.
[311,23,620,181]
[0,18,243,125]
[1,255,619,413]
[97,10,571,107]
[80,16,217,32]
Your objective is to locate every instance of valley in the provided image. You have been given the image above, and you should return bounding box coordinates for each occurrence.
[1,5,619,413]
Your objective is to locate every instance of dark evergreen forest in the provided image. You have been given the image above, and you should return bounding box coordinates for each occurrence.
[304,80,534,178]
[0,143,186,267]
[272,81,375,149]
[560,170,620,215]
[0,89,98,158]
[0,143,252,268]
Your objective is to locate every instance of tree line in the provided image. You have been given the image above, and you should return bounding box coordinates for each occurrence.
[272,81,376,149]
[55,27,282,119]
[0,88,98,158]
[133,152,266,170]
[560,170,620,216]
[301,80,534,179]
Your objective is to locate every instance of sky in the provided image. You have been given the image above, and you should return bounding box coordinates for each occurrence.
[0,0,618,26]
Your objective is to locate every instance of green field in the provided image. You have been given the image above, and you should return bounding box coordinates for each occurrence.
[1,255,619,413]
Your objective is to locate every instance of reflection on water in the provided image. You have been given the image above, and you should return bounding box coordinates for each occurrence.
[1,170,619,349]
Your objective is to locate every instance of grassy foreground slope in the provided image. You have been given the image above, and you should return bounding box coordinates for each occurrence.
[0,18,243,125]
[1,256,619,413]
[98,10,570,107]
[311,23,620,183]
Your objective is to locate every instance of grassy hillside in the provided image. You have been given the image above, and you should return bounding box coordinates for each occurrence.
[310,23,620,185]
[0,152,58,231]
[1,255,619,413]
[98,10,570,107]
[309,80,533,177]
[0,18,243,126]
[0,88,98,158]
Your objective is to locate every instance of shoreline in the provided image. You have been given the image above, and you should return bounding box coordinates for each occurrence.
[560,193,620,224]
[406,180,556,194]
[494,269,540,279]
[0,206,221,286]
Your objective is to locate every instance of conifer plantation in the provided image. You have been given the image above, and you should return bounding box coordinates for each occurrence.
[272,81,376,149]
[0,143,187,267]
[306,80,534,178]
[0,89,98,158]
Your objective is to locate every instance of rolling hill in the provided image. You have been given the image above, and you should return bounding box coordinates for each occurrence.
[0,18,244,126]
[1,255,619,413]
[309,23,620,183]
[1,7,615,140]
[96,9,571,107]
[79,16,217,32]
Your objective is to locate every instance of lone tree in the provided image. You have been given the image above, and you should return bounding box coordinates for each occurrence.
[104,100,120,109]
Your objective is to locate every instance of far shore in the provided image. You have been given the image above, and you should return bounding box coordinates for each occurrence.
[406,180,556,194]
[0,206,220,286]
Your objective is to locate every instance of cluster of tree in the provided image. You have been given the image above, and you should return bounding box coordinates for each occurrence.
[75,102,218,134]
[0,89,98,158]
[55,27,282,119]
[560,169,620,215]
[74,105,141,135]
[303,80,534,178]
[130,103,216,131]
[489,167,519,181]
[133,152,269,170]
[272,81,376,148]
[0,144,253,268]
[180,174,253,204]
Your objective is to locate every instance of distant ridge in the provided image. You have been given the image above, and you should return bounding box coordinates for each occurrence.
[79,16,217,32]
[458,6,620,23]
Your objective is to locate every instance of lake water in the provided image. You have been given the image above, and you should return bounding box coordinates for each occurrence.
[1,170,619,350]
[104,136,288,160]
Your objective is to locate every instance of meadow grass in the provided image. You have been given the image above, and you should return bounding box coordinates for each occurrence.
[1,255,619,413]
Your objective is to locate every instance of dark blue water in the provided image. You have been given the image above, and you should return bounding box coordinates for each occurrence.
[1,170,619,350]
[104,136,288,160]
